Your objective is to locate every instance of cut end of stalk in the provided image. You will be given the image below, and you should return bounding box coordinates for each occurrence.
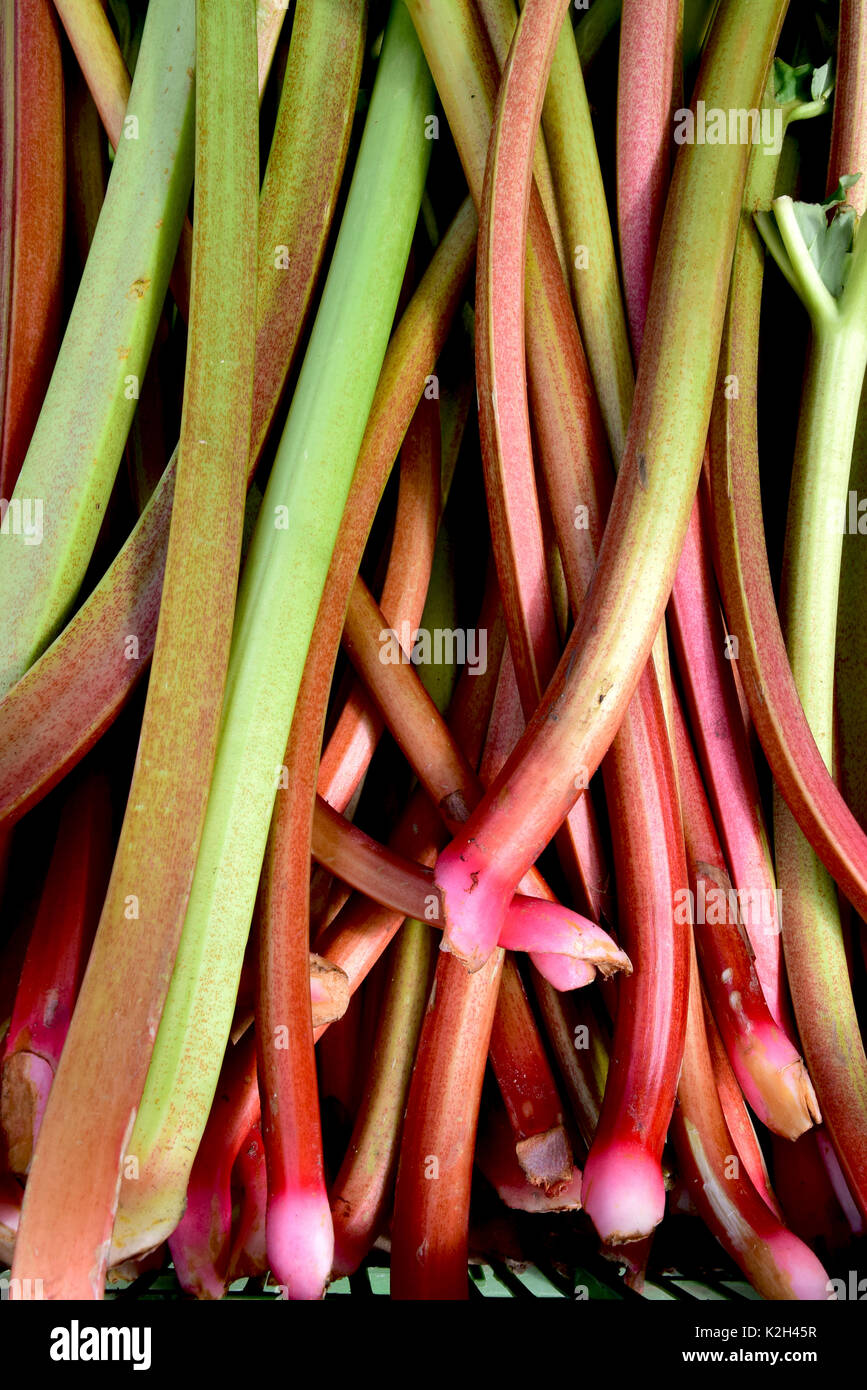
[309,954,350,1028]
[741,1046,822,1141]
[1,1051,54,1176]
[729,1012,822,1140]
[515,1123,574,1193]
[266,1185,334,1301]
[495,1165,583,1214]
[581,1141,666,1245]
[761,1228,837,1301]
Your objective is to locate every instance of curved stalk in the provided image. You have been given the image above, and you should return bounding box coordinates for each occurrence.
[12,0,259,1300]
[430,0,788,971]
[254,204,471,1300]
[715,145,867,1217]
[475,0,569,273]
[405,0,615,929]
[109,3,433,1266]
[769,224,867,1217]
[0,0,196,695]
[672,935,831,1300]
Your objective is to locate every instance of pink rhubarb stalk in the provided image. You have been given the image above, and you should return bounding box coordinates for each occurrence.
[671,935,832,1300]
[673,696,819,1140]
[167,1032,260,1301]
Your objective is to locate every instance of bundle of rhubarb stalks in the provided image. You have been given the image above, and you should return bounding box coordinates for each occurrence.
[2,0,867,1305]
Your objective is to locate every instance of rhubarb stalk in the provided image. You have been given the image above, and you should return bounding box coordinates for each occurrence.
[0,0,196,693]
[429,0,788,971]
[0,0,64,498]
[109,3,433,1265]
[12,0,258,1298]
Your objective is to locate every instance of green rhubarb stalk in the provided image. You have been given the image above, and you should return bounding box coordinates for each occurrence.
[0,0,195,696]
[837,371,867,831]
[109,1,433,1264]
[0,0,368,831]
[251,0,367,468]
[11,0,259,1300]
[574,0,621,69]
[756,185,867,1218]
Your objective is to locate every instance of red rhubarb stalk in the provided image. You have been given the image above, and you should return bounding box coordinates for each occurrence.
[0,0,64,498]
[390,949,504,1299]
[255,201,473,1301]
[710,141,867,1220]
[474,0,567,717]
[487,954,573,1193]
[827,0,867,214]
[408,0,615,921]
[337,578,628,985]
[476,1095,582,1213]
[473,0,688,1244]
[773,1131,862,1252]
[311,796,625,981]
[475,0,570,274]
[669,485,789,1027]
[312,581,507,1034]
[428,0,788,971]
[1,771,112,1175]
[225,1125,268,1284]
[702,994,784,1219]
